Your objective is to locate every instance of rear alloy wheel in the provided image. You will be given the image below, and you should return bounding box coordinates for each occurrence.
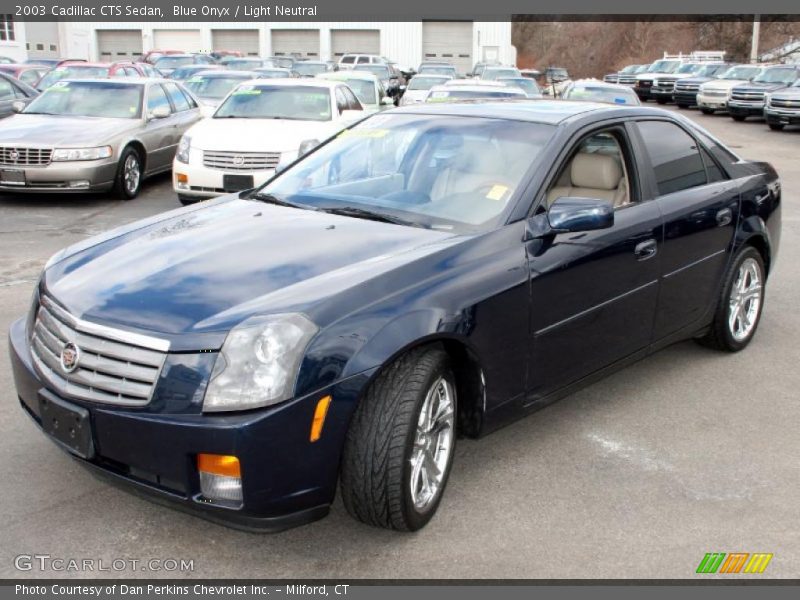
[768,123,785,131]
[698,246,765,352]
[341,346,457,531]
[114,147,143,200]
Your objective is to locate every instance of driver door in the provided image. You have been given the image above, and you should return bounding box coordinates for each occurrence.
[525,124,662,402]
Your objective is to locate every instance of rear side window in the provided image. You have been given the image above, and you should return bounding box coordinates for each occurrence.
[340,56,355,64]
[341,86,361,110]
[637,120,707,196]
[164,82,191,112]
[147,84,171,114]
[335,87,348,113]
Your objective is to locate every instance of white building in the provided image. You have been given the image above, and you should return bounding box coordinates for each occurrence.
[0,16,28,62]
[22,21,515,74]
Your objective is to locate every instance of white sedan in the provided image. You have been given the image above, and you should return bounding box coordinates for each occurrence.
[173,79,365,205]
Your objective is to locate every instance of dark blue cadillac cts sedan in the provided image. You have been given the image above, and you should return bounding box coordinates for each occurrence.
[9,101,781,532]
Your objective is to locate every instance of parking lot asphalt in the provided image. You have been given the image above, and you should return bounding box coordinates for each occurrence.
[0,107,798,580]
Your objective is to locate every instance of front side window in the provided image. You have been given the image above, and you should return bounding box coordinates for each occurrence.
[262,114,555,231]
[637,121,707,196]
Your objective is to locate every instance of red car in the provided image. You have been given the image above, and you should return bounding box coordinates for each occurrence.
[0,64,49,87]
[35,61,147,91]
[142,49,185,64]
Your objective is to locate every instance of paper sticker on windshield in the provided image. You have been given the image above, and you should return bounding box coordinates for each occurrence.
[486,184,508,201]
[339,129,389,139]
[233,85,261,96]
[187,77,203,83]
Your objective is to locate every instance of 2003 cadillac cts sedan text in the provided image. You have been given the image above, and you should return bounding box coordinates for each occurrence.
[9,101,781,532]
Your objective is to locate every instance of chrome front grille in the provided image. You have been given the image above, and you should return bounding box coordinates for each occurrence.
[770,98,800,109]
[203,150,281,171]
[30,295,168,407]
[702,88,728,97]
[637,79,653,88]
[731,90,765,102]
[654,78,677,91]
[603,75,619,83]
[675,82,700,92]
[0,146,52,166]
[618,77,637,85]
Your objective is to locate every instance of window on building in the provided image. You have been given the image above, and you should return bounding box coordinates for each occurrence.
[0,16,15,42]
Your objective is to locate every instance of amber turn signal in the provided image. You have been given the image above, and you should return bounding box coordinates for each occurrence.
[197,453,241,478]
[310,395,332,442]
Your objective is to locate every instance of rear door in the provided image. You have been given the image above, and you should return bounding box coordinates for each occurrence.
[632,119,740,340]
[140,83,179,172]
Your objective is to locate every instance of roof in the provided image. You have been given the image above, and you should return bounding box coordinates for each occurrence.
[54,61,110,68]
[389,99,659,125]
[316,71,379,82]
[53,77,160,86]
[239,78,341,89]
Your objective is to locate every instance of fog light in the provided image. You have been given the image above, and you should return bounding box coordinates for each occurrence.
[197,454,242,505]
[68,180,90,188]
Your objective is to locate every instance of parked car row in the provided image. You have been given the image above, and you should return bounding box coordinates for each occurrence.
[603,55,800,132]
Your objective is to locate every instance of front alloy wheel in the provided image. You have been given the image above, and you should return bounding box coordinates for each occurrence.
[114,147,143,200]
[341,345,457,531]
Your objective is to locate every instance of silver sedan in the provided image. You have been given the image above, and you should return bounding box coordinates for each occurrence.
[0,78,202,199]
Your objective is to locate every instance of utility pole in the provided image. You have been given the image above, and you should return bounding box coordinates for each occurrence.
[750,15,761,63]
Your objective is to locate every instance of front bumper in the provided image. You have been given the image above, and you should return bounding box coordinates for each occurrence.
[764,107,800,125]
[0,159,117,193]
[634,85,652,99]
[8,317,367,531]
[172,159,275,200]
[697,93,729,110]
[651,88,674,101]
[728,100,766,117]
[674,91,699,105]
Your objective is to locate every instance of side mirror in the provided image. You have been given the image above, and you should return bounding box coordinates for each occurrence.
[548,196,614,233]
[526,196,614,239]
[149,106,171,119]
[11,100,26,113]
[381,96,394,106]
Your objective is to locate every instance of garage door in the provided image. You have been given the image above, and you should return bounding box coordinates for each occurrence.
[331,30,380,58]
[271,30,320,58]
[97,30,143,62]
[212,29,260,56]
[153,30,203,53]
[422,21,473,76]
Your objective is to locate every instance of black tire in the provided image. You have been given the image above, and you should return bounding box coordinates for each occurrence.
[113,146,143,200]
[731,115,746,122]
[676,103,689,109]
[768,123,785,131]
[178,194,200,206]
[697,246,765,352]
[700,107,715,115]
[656,98,668,105]
[340,345,457,531]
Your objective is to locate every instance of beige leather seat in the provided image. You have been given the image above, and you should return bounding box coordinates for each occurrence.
[430,140,508,201]
[547,152,629,207]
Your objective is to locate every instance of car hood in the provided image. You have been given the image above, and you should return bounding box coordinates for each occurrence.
[677,76,714,85]
[702,79,749,91]
[734,82,791,92]
[188,117,344,153]
[770,87,800,100]
[44,196,459,341]
[0,114,138,146]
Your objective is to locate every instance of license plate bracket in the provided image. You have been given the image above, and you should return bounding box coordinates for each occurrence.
[223,174,254,192]
[38,391,94,459]
[0,168,25,185]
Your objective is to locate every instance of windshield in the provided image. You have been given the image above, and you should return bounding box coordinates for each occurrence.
[408,76,451,91]
[155,56,194,69]
[262,114,554,231]
[498,78,539,95]
[426,88,523,102]
[649,60,680,73]
[695,64,723,77]
[256,69,289,79]
[754,68,798,84]
[215,84,331,120]
[170,66,204,80]
[565,85,638,105]
[23,81,142,118]
[37,66,109,89]
[354,65,390,78]
[335,79,376,104]
[721,65,759,80]
[483,68,521,80]
[419,66,457,77]
[676,64,700,74]
[184,75,252,99]
[619,65,639,74]
[227,59,267,70]
[294,62,328,76]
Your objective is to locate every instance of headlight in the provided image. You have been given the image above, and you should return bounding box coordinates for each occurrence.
[203,313,318,412]
[25,280,41,341]
[176,135,191,164]
[51,146,112,161]
[298,138,320,157]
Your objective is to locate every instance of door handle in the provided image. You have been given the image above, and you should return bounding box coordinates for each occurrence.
[716,207,733,227]
[634,239,657,260]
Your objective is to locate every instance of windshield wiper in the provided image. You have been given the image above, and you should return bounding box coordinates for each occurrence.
[248,191,315,211]
[317,206,417,227]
